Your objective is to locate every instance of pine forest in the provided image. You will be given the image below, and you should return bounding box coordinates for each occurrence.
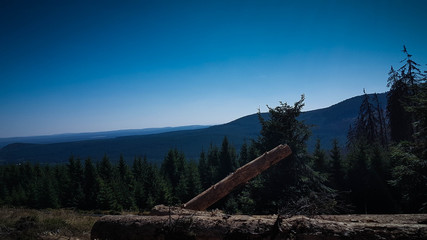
[1,47,426,215]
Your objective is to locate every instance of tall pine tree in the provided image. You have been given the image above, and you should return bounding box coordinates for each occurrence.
[218,136,237,179]
[83,158,99,210]
[255,95,337,214]
[387,46,423,142]
[329,139,345,190]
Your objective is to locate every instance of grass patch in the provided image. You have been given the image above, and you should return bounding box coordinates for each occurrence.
[0,207,100,240]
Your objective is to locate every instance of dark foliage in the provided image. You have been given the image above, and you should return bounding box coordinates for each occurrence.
[343,46,426,213]
[253,95,338,215]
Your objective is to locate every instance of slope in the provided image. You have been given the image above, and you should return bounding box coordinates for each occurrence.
[0,93,387,164]
[0,125,209,149]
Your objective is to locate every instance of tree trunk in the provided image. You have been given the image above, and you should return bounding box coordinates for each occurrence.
[91,212,427,240]
[183,144,292,211]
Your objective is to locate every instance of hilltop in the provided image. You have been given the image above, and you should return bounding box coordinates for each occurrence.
[0,93,387,164]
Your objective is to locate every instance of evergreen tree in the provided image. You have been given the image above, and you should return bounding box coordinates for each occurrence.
[96,177,117,210]
[235,186,256,214]
[97,155,122,210]
[53,164,69,207]
[175,171,189,203]
[238,141,249,166]
[207,144,220,184]
[116,155,136,210]
[345,89,398,213]
[1,163,29,206]
[247,140,260,162]
[16,162,33,206]
[37,166,59,209]
[389,141,427,212]
[140,156,153,193]
[257,96,309,152]
[186,160,202,199]
[350,90,379,146]
[149,166,171,207]
[373,93,388,146]
[312,138,328,173]
[387,66,413,142]
[346,124,355,149]
[83,158,99,210]
[386,47,426,212]
[133,157,148,209]
[132,156,143,181]
[255,95,337,214]
[218,136,237,179]
[207,139,239,211]
[161,148,186,190]
[134,181,145,210]
[141,156,171,208]
[329,139,345,190]
[368,145,396,213]
[387,46,423,142]
[98,154,113,182]
[66,157,85,208]
[398,45,423,87]
[10,185,26,207]
[370,146,386,177]
[347,142,370,213]
[27,182,40,208]
[406,81,427,158]
[27,164,43,208]
[198,150,210,189]
[235,141,263,214]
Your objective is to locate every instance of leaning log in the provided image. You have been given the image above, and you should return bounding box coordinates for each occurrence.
[183,144,292,211]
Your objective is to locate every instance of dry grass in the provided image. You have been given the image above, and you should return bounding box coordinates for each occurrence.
[0,207,101,240]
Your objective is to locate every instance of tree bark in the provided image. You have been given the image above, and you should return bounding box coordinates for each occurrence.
[91,212,427,240]
[183,144,292,211]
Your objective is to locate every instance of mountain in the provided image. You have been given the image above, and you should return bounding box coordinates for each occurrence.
[0,125,209,149]
[0,93,387,164]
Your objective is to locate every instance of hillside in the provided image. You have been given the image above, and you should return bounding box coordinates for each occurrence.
[0,93,387,164]
[0,125,209,149]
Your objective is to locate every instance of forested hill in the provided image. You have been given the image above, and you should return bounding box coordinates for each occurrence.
[0,93,387,164]
[0,125,210,149]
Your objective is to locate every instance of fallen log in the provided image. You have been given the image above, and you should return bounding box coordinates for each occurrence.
[91,211,427,240]
[183,144,292,211]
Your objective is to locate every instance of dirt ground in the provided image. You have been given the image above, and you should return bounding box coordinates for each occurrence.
[0,207,100,240]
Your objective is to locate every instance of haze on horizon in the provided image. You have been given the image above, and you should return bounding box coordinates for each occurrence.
[1,0,426,138]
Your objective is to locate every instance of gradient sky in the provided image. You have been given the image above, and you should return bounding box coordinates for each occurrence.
[1,0,426,138]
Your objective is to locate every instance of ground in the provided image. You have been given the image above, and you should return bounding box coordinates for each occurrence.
[0,207,100,240]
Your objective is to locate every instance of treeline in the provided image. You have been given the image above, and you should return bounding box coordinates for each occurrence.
[342,46,427,213]
[0,46,426,214]
[0,137,241,212]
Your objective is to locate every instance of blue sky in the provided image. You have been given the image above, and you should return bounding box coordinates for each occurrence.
[1,0,426,138]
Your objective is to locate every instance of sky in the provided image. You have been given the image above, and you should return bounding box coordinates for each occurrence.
[1,0,426,138]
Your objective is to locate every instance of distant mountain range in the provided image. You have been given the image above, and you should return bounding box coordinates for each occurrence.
[0,93,387,165]
[0,125,210,149]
